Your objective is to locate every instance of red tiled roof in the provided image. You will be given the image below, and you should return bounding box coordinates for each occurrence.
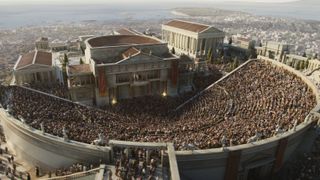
[68,64,91,75]
[34,51,52,66]
[15,51,52,70]
[122,47,140,59]
[88,35,162,48]
[16,51,35,69]
[164,20,209,33]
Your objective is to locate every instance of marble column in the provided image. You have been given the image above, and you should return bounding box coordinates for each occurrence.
[185,36,187,50]
[194,38,197,53]
[195,38,199,56]
[178,34,182,49]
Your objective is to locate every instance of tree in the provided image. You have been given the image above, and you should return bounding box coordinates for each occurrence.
[171,47,175,54]
[63,53,68,67]
[302,52,307,57]
[207,48,213,63]
[233,57,239,69]
[80,58,84,64]
[228,37,233,45]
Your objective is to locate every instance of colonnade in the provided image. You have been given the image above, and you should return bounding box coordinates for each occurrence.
[14,70,55,85]
[162,30,223,58]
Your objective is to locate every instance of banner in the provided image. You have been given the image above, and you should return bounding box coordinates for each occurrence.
[98,67,107,97]
[171,60,179,87]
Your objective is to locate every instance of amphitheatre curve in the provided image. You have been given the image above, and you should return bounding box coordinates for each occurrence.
[0,58,318,152]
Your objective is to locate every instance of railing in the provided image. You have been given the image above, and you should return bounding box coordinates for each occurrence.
[41,165,105,180]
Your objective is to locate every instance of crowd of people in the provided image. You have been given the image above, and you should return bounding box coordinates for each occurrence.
[111,147,162,180]
[0,60,316,151]
[48,163,100,178]
[24,82,69,99]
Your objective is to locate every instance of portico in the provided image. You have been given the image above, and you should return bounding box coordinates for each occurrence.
[162,20,225,60]
[12,51,56,85]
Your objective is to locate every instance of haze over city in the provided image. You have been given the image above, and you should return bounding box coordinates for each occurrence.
[0,0,305,4]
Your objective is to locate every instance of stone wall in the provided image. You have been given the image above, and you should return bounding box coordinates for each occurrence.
[0,109,110,170]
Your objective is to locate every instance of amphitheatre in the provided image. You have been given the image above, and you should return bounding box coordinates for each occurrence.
[0,57,319,179]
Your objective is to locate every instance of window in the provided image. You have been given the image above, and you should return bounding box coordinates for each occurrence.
[116,73,130,83]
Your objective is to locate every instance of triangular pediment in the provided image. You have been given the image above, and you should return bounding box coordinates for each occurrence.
[201,26,223,34]
[16,64,52,71]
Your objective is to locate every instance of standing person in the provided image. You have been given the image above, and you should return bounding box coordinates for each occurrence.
[27,172,31,180]
[35,166,40,177]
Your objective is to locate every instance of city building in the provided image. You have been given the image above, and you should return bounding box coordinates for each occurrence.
[256,41,293,61]
[223,37,257,61]
[162,19,225,70]
[307,59,320,72]
[12,50,56,85]
[235,37,256,50]
[67,34,193,106]
[35,37,50,51]
[282,54,308,69]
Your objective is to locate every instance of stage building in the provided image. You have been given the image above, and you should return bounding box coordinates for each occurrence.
[67,34,193,106]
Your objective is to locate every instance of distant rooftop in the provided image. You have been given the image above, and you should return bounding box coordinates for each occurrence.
[163,20,209,33]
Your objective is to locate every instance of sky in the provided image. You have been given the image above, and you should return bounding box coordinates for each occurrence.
[0,0,301,5]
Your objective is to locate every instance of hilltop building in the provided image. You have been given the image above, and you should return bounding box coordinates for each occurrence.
[12,50,56,85]
[35,37,50,51]
[256,41,293,61]
[162,19,225,71]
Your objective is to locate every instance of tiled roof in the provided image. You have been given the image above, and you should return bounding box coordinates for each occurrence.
[122,47,140,59]
[16,51,35,69]
[34,51,52,66]
[15,51,52,70]
[87,35,162,48]
[68,64,91,75]
[164,20,209,33]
